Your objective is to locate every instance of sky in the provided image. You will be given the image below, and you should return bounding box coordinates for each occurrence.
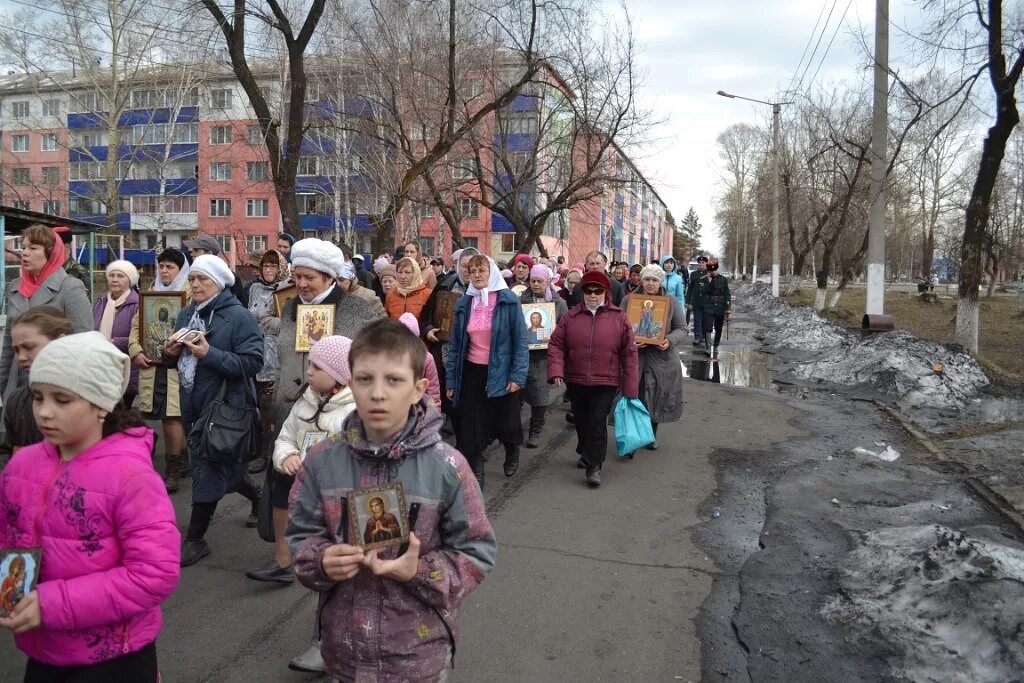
[619,0,919,256]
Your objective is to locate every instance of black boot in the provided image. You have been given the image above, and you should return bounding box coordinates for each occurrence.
[647,422,659,450]
[469,453,485,490]
[526,406,546,448]
[164,453,183,494]
[503,444,520,477]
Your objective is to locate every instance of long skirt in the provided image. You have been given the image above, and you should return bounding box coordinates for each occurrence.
[456,361,522,460]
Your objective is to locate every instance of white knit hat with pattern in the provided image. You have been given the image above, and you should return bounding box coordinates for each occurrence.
[30,331,130,411]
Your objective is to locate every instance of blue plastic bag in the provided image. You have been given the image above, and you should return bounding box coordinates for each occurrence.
[614,398,655,456]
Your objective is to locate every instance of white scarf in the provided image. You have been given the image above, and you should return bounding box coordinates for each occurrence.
[99,289,131,340]
[465,256,508,310]
[300,282,336,305]
[177,294,217,391]
[153,261,191,293]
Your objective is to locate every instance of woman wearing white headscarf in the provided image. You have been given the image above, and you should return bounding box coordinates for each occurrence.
[620,264,687,455]
[445,254,528,488]
[129,248,192,493]
[93,259,141,406]
[519,264,568,447]
[162,254,263,567]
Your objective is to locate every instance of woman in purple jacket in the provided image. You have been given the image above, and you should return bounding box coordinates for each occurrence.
[93,259,140,407]
[547,270,639,489]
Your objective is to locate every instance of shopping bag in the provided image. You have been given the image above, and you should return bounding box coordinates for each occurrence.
[614,398,655,457]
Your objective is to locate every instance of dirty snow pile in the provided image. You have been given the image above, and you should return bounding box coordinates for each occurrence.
[822,525,1024,682]
[738,283,989,410]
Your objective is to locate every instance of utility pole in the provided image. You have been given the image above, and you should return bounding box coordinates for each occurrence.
[865,0,889,315]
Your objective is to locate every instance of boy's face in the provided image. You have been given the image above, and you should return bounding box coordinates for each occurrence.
[350,351,428,444]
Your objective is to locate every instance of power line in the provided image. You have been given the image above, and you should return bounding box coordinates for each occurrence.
[800,0,855,96]
[791,0,840,96]
[785,0,833,95]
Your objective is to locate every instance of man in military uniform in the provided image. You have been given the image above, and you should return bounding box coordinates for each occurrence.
[686,255,709,346]
[700,257,731,358]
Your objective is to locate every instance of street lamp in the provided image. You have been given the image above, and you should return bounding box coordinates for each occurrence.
[717,90,792,297]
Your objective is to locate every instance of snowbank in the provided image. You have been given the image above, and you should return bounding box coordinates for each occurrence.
[822,525,1024,682]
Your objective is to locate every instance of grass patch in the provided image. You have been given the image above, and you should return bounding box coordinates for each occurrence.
[784,287,1024,387]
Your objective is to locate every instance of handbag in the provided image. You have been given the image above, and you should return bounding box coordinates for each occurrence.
[187,358,262,466]
[614,398,655,457]
[256,465,275,543]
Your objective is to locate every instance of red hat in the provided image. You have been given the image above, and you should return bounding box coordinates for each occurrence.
[580,270,611,290]
[511,253,535,269]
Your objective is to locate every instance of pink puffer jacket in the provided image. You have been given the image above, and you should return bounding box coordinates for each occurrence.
[0,428,180,666]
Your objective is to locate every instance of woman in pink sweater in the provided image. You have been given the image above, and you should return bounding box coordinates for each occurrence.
[0,332,180,681]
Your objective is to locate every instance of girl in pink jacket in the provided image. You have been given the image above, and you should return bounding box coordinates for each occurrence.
[0,331,180,681]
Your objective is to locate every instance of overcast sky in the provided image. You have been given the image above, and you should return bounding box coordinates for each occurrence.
[622,0,920,255]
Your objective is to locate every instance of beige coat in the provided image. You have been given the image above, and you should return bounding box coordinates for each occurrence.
[127,284,191,418]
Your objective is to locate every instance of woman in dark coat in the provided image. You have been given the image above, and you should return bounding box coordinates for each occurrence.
[620,264,686,455]
[93,259,141,407]
[519,264,567,448]
[163,255,263,567]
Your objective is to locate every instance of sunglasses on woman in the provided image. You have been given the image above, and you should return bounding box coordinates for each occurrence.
[582,286,606,295]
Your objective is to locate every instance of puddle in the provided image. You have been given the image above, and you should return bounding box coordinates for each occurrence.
[681,346,775,389]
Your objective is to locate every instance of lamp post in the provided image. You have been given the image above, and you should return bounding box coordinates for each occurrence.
[717,90,792,297]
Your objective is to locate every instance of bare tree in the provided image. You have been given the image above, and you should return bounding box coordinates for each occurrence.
[716,123,759,277]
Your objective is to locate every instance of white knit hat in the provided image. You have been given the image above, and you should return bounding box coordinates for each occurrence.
[640,264,665,283]
[190,254,235,289]
[105,259,140,287]
[291,238,346,278]
[30,331,130,412]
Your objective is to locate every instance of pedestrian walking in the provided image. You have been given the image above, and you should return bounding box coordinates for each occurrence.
[686,256,709,345]
[566,251,625,307]
[626,263,643,294]
[378,264,398,300]
[385,256,432,323]
[402,241,437,290]
[1,307,72,464]
[0,225,93,400]
[701,258,732,357]
[287,319,496,683]
[129,248,191,493]
[92,259,141,408]
[519,264,567,448]
[507,253,534,289]
[246,250,288,475]
[547,270,639,488]
[621,265,686,456]
[445,255,528,488]
[0,332,180,682]
[661,255,687,312]
[165,255,264,567]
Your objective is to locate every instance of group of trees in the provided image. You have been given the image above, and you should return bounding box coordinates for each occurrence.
[711,1,1024,351]
[0,0,654,258]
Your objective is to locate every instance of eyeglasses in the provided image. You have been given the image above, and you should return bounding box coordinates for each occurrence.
[582,287,606,295]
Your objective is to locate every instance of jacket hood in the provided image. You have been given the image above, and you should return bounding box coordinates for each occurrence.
[299,385,355,413]
[660,255,678,269]
[341,398,442,461]
[39,427,155,465]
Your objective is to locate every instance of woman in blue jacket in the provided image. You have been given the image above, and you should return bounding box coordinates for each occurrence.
[661,255,686,311]
[446,254,528,488]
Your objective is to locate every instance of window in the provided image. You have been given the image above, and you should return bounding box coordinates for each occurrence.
[69,197,108,214]
[12,168,29,185]
[209,199,232,217]
[11,134,29,152]
[42,99,60,117]
[246,161,268,181]
[131,195,197,213]
[69,162,106,180]
[42,200,59,215]
[73,92,104,113]
[247,124,263,144]
[209,162,232,181]
[500,233,516,252]
[42,167,59,186]
[246,235,268,252]
[11,200,29,211]
[131,123,167,145]
[417,237,435,256]
[210,88,232,109]
[296,156,319,176]
[246,198,269,217]
[173,123,198,144]
[131,90,166,109]
[11,101,29,118]
[210,125,232,144]
[41,133,59,151]
[462,236,478,250]
[411,203,435,221]
[458,197,479,218]
[297,194,330,214]
[497,113,538,136]
[215,234,232,252]
[73,129,107,148]
[452,160,474,180]
[181,87,200,107]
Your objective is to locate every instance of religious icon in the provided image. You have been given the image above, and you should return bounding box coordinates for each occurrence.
[433,291,460,342]
[273,284,297,317]
[521,302,556,350]
[0,548,40,618]
[626,294,669,345]
[139,291,185,360]
[299,431,329,462]
[348,482,410,550]
[295,304,335,352]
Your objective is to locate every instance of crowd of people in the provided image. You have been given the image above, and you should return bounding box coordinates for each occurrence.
[0,224,730,682]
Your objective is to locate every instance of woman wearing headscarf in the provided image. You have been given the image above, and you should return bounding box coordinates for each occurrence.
[519,264,567,448]
[445,254,528,488]
[385,256,433,322]
[0,224,92,399]
[93,259,141,407]
[402,241,436,289]
[245,249,288,475]
[507,253,534,289]
[620,264,686,455]
[558,265,583,305]
[626,264,644,294]
[162,255,263,567]
[130,248,191,492]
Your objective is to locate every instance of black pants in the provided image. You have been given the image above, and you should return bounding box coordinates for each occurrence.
[456,361,522,473]
[702,311,726,347]
[566,384,618,470]
[25,642,157,682]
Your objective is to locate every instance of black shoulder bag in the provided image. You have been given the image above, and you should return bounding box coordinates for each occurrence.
[188,356,262,466]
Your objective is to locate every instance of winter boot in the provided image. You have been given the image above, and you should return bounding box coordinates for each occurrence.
[526,406,546,448]
[503,444,520,477]
[164,453,183,494]
[289,640,326,673]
